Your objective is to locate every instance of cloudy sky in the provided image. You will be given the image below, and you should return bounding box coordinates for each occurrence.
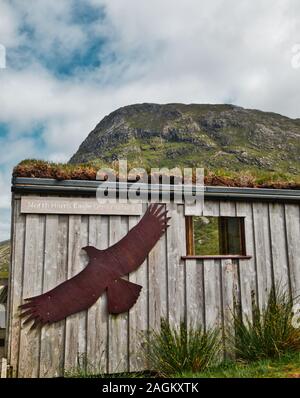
[0,0,300,240]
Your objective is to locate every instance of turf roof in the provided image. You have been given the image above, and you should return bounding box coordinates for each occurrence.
[13,159,300,190]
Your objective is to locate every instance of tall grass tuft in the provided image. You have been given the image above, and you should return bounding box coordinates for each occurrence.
[228,287,300,361]
[143,319,221,377]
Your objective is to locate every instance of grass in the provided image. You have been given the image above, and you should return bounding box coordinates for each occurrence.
[0,240,10,280]
[65,353,300,378]
[142,319,222,377]
[228,287,300,361]
[140,288,300,378]
[65,369,155,378]
[13,159,300,189]
[178,351,300,378]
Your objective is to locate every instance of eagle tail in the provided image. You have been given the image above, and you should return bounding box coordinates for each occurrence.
[107,278,142,314]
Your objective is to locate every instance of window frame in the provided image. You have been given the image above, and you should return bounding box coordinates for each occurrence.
[183,215,251,260]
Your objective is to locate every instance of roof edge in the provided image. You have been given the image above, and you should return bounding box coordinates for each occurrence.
[11,177,300,202]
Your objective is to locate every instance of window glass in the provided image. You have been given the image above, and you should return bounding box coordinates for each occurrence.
[187,216,245,256]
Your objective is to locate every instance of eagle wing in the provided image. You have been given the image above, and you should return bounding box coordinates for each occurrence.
[105,203,170,277]
[19,259,108,328]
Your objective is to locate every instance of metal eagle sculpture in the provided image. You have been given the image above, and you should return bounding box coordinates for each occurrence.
[20,203,170,329]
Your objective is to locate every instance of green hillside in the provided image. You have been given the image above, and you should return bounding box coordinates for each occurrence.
[0,240,10,279]
[69,103,300,175]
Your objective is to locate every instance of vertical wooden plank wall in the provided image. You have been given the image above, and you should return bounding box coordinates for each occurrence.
[219,201,237,333]
[39,215,68,377]
[252,203,273,309]
[129,207,149,372]
[7,197,300,377]
[18,213,45,377]
[6,199,25,377]
[284,205,300,297]
[167,203,186,327]
[202,201,222,330]
[108,216,129,373]
[269,203,290,293]
[236,202,257,321]
[86,215,109,374]
[64,215,88,372]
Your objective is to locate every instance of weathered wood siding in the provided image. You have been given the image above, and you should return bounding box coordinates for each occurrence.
[7,196,300,377]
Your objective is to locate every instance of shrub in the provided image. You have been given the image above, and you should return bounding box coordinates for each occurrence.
[143,319,221,377]
[228,287,300,361]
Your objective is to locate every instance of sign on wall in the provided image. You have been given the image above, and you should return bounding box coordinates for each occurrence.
[19,203,170,327]
[20,196,143,215]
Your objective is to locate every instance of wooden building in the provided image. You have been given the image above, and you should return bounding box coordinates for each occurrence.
[5,177,300,377]
[0,285,7,360]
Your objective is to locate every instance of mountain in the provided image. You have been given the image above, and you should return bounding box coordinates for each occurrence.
[69,103,300,174]
[0,240,10,279]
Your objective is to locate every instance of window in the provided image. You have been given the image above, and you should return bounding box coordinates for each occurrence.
[185,216,246,257]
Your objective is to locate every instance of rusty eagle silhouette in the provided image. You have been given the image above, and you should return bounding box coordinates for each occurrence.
[19,203,170,328]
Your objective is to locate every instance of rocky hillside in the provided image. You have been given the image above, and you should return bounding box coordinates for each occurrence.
[0,240,10,279]
[70,103,300,174]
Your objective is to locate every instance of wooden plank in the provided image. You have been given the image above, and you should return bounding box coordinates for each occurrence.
[6,199,25,377]
[64,216,88,373]
[202,201,222,331]
[269,203,290,292]
[186,259,205,328]
[129,211,149,372]
[219,201,236,217]
[284,204,300,298]
[87,215,109,374]
[184,200,203,216]
[18,214,45,377]
[39,215,68,377]
[236,202,257,321]
[203,200,220,218]
[221,258,234,329]
[185,216,194,255]
[1,357,7,378]
[252,203,273,310]
[219,202,238,329]
[108,216,129,373]
[148,209,168,329]
[5,195,14,364]
[204,259,222,330]
[21,196,143,215]
[182,255,252,260]
[167,203,186,327]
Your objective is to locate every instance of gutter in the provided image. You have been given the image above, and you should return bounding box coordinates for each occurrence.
[11,177,300,202]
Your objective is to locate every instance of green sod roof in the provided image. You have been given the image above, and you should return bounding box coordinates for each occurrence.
[13,159,300,190]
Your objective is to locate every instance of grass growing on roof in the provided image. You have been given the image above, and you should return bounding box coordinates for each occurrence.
[13,159,300,189]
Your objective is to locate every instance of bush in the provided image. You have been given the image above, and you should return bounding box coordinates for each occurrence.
[143,319,221,377]
[228,287,300,361]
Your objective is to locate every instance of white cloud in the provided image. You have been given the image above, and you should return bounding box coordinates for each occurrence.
[0,0,21,46]
[9,0,90,56]
[0,171,10,210]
